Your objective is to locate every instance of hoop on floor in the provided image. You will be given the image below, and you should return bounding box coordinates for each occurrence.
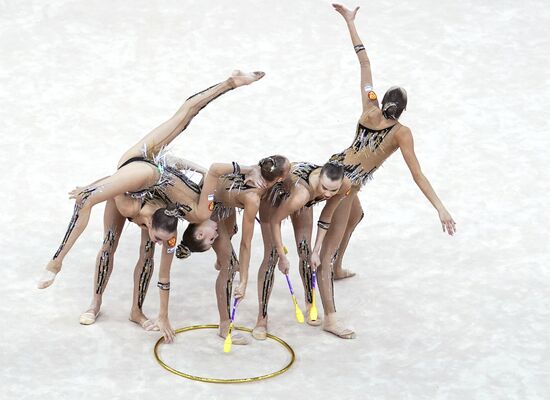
[153,324,295,383]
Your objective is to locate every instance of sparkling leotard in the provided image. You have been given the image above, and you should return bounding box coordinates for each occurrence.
[330,121,399,186]
[268,162,324,208]
[118,149,201,220]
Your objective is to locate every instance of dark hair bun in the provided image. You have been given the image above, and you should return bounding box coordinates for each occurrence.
[258,155,288,182]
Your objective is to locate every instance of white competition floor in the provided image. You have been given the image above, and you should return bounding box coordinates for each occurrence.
[1,1,549,399]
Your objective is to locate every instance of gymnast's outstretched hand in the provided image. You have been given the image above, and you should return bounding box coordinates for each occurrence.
[439,209,456,236]
[332,3,360,22]
[155,316,176,344]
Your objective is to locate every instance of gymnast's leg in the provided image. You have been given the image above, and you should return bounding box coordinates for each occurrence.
[333,195,364,280]
[290,207,321,326]
[79,199,125,324]
[213,216,249,345]
[317,193,356,339]
[118,70,266,164]
[128,228,159,331]
[252,200,278,340]
[38,162,159,289]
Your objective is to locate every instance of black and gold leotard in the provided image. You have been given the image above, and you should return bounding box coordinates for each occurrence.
[118,152,201,220]
[291,162,326,208]
[268,161,324,208]
[330,121,399,186]
[208,166,258,221]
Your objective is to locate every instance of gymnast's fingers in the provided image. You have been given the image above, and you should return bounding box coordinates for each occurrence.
[448,222,456,235]
[164,329,173,344]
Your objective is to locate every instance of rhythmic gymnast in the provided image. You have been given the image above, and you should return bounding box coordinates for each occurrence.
[309,4,456,339]
[252,161,351,339]
[173,156,291,345]
[38,70,265,341]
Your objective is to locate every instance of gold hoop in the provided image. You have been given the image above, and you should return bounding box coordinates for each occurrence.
[153,324,295,383]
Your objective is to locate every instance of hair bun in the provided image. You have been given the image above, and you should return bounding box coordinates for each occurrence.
[260,157,276,172]
[258,155,288,182]
[381,86,407,120]
[164,208,179,217]
[382,102,398,119]
[163,203,188,219]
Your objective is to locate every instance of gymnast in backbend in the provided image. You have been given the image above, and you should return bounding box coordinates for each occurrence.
[173,155,291,345]
[38,70,265,342]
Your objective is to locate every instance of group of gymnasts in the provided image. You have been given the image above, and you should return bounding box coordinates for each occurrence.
[38,4,456,345]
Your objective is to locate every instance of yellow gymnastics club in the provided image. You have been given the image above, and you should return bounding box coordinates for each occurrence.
[283,246,304,323]
[310,271,318,321]
[223,297,238,353]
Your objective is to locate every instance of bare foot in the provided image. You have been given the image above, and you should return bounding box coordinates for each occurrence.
[252,316,268,340]
[219,321,250,345]
[129,310,159,331]
[229,70,265,88]
[334,268,356,280]
[252,326,267,340]
[79,306,101,325]
[68,186,85,200]
[37,260,62,289]
[323,313,356,339]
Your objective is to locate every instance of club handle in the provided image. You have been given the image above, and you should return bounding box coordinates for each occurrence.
[285,274,295,295]
[230,297,238,322]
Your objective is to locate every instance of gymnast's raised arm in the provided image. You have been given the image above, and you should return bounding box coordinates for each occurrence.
[333,3,378,111]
